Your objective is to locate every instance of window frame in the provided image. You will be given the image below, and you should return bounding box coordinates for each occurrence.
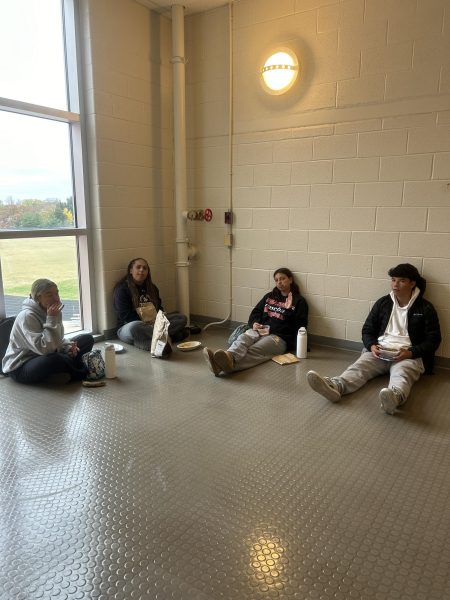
[0,0,94,333]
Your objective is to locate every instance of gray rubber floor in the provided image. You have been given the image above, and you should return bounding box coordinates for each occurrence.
[1,328,449,600]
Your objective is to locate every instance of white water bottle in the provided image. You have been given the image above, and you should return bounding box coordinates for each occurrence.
[296,327,307,359]
[105,343,116,378]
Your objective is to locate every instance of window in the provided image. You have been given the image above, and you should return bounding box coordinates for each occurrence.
[0,0,91,333]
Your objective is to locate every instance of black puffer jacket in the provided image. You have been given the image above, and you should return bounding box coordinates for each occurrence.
[362,293,441,374]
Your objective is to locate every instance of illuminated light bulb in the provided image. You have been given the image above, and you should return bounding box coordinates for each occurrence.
[261,50,299,94]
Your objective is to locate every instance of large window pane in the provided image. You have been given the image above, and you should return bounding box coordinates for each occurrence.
[0,0,91,334]
[0,0,67,110]
[0,237,81,333]
[0,111,75,229]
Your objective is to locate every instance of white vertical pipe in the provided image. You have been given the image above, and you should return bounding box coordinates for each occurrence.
[171,4,190,325]
[203,1,234,331]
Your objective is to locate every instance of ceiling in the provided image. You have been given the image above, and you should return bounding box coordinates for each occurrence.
[136,0,230,16]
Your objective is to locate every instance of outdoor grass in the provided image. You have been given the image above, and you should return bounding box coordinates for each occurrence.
[0,237,79,300]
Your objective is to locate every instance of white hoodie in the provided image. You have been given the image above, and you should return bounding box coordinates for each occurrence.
[377,287,420,351]
[2,297,70,374]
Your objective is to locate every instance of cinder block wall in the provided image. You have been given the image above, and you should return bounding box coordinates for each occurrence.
[80,0,175,332]
[186,0,450,360]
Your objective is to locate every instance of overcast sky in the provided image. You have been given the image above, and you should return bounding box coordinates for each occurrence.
[0,0,73,203]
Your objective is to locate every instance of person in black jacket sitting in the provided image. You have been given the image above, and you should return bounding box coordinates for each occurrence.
[203,267,308,376]
[307,263,441,415]
[113,258,188,351]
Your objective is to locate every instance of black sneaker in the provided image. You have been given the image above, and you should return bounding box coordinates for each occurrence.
[171,328,190,343]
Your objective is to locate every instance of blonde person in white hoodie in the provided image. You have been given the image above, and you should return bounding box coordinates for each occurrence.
[2,279,94,384]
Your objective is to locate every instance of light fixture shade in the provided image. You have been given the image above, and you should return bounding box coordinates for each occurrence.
[261,49,299,95]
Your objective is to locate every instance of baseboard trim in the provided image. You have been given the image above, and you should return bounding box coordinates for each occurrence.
[190,315,450,371]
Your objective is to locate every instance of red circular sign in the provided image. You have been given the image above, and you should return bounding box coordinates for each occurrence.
[204,208,213,222]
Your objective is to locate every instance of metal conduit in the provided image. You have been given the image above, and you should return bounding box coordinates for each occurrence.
[171,4,190,325]
[203,0,234,331]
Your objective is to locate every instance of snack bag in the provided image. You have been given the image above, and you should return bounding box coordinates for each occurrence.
[150,310,172,358]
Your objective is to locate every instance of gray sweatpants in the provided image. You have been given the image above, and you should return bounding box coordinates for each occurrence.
[227,329,287,372]
[338,348,425,400]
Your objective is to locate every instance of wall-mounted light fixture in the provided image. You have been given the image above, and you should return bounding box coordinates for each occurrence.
[261,49,299,95]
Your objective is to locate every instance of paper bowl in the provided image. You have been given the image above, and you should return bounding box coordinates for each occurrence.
[177,341,202,352]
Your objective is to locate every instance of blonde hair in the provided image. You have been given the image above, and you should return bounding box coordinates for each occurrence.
[30,278,57,301]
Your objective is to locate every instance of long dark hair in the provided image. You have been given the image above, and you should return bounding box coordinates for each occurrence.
[272,267,300,300]
[115,257,160,309]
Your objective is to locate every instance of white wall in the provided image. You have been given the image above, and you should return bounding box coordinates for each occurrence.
[186,0,450,360]
[79,0,449,361]
[185,7,232,320]
[80,0,175,332]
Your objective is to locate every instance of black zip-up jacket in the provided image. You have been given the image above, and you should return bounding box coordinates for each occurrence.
[248,291,308,351]
[361,293,441,374]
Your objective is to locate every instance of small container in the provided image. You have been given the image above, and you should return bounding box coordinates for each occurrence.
[104,343,117,378]
[259,325,270,336]
[296,327,307,359]
[379,347,399,360]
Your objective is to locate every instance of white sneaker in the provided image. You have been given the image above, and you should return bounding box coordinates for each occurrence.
[307,370,342,403]
[379,387,403,415]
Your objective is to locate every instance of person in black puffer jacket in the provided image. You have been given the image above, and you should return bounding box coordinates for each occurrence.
[307,263,441,416]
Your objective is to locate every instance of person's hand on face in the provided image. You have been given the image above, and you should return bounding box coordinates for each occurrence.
[38,286,63,316]
[47,301,64,316]
[67,341,79,357]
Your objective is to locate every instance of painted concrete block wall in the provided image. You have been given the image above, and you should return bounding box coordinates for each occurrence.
[80,0,175,332]
[186,0,450,359]
[185,7,232,320]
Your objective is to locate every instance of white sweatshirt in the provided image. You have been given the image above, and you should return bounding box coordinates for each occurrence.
[2,298,69,374]
[377,287,420,350]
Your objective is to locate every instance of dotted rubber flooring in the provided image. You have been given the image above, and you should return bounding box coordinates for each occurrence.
[1,329,449,600]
